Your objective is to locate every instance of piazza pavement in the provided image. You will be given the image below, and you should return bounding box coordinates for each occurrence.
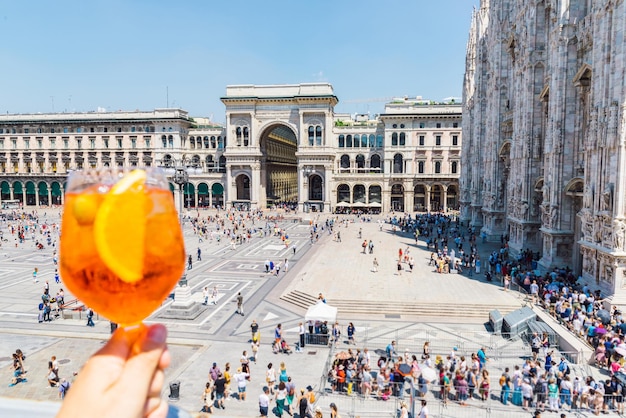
[0,208,607,417]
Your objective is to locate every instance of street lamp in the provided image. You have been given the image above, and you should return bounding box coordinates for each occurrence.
[161,161,202,224]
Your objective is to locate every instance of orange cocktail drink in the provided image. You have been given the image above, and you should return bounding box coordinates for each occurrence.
[60,168,185,325]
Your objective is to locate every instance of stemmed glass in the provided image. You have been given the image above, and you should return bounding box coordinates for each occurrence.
[59,167,185,325]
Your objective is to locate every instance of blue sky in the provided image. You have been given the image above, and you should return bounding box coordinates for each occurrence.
[0,0,479,122]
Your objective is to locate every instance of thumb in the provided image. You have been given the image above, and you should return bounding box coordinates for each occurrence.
[116,324,168,403]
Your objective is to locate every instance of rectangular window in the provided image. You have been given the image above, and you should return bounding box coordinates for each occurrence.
[144,137,151,148]
[131,138,137,149]
[50,138,56,148]
[436,123,441,129]
[24,139,29,149]
[11,138,17,149]
[418,161,425,174]
[50,128,55,133]
[435,135,441,146]
[103,137,109,148]
[63,127,69,133]
[37,138,43,149]
[117,137,123,148]
[63,138,69,149]
[90,127,95,133]
[419,122,425,129]
[76,139,82,149]
[419,135,425,146]
[453,122,459,128]
[0,139,3,149]
[77,127,82,133]
[24,128,29,134]
[90,138,96,149]
[452,135,458,146]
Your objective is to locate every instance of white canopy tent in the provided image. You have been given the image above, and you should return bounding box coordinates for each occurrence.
[304,301,337,323]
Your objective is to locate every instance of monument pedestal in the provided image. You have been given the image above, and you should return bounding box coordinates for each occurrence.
[161,285,205,320]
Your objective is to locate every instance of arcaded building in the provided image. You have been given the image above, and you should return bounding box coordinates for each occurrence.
[0,83,461,215]
[461,0,626,305]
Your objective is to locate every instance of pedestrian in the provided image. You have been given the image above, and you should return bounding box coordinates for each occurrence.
[284,258,289,273]
[251,319,259,341]
[297,388,312,418]
[330,401,341,418]
[259,386,271,417]
[236,292,244,316]
[234,367,250,401]
[201,382,213,413]
[202,286,209,305]
[211,285,218,305]
[58,378,71,399]
[213,372,227,409]
[266,363,276,395]
[54,269,60,284]
[275,381,288,417]
[197,247,201,261]
[418,399,429,418]
[372,257,379,272]
[86,308,95,327]
[347,322,355,345]
[252,338,260,364]
[33,267,38,283]
[397,260,403,275]
[187,254,193,270]
[299,322,306,349]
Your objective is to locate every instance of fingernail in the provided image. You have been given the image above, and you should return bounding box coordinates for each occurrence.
[147,325,167,344]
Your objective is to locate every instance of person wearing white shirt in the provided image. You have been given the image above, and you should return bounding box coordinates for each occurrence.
[418,399,429,418]
[234,367,250,401]
[259,386,271,417]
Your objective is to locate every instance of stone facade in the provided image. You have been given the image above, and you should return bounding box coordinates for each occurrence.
[461,0,626,305]
[0,83,461,215]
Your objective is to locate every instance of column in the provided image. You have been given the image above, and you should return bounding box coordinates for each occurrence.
[9,186,14,200]
[35,192,39,207]
[59,186,64,205]
[442,186,448,213]
[208,189,212,209]
[426,186,431,213]
[194,191,199,208]
[48,189,52,207]
[225,165,233,209]
[252,164,260,209]
[22,190,26,206]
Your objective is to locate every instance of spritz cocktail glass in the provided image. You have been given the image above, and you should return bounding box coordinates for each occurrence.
[60,168,185,325]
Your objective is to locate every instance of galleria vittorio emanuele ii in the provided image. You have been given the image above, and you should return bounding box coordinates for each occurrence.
[461,0,626,307]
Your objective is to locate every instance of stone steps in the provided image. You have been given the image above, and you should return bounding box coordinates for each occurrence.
[280,290,520,318]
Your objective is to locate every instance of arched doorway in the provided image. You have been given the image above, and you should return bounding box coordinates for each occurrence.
[447,185,458,210]
[308,175,323,201]
[25,181,36,206]
[211,183,224,208]
[260,124,298,207]
[0,181,10,201]
[198,182,209,207]
[414,185,426,211]
[38,182,49,206]
[183,183,195,208]
[13,182,23,204]
[353,184,366,204]
[431,185,443,212]
[236,174,251,200]
[51,182,62,205]
[391,184,404,212]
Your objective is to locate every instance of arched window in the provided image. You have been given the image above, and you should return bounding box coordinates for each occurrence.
[369,134,376,147]
[346,134,352,148]
[435,161,442,174]
[204,136,209,148]
[338,134,345,148]
[353,134,360,148]
[355,154,365,170]
[218,136,225,149]
[451,161,458,174]
[399,132,406,146]
[189,137,195,149]
[376,135,384,147]
[361,135,368,147]
[315,126,322,146]
[218,155,226,172]
[337,184,350,203]
[392,132,398,146]
[161,135,167,148]
[340,154,350,172]
[168,135,174,148]
[308,126,315,146]
[370,154,381,172]
[236,127,242,146]
[418,161,425,174]
[210,136,216,148]
[243,127,249,146]
[393,154,403,173]
[205,155,214,171]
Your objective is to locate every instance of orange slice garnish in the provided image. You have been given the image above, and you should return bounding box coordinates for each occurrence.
[93,170,147,283]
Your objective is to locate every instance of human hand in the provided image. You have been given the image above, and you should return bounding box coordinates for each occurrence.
[56,323,171,418]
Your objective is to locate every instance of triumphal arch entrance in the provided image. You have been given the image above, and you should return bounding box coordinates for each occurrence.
[221,84,337,212]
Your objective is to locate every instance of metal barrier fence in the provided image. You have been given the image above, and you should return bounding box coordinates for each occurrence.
[316,384,626,418]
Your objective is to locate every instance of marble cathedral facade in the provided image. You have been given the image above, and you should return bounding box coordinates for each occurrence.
[461,0,626,305]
